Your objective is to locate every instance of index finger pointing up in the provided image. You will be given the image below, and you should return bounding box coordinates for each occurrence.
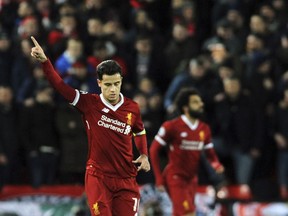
[31,36,40,47]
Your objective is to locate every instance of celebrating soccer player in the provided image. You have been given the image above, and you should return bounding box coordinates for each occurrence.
[150,88,224,216]
[30,36,150,216]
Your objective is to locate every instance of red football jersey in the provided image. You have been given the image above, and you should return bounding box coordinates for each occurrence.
[154,115,213,178]
[71,91,145,178]
[41,60,146,179]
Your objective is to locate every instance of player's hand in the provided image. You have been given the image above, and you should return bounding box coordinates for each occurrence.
[216,165,225,174]
[132,154,150,172]
[30,36,48,63]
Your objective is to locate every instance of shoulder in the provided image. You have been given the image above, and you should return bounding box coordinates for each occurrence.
[199,120,211,132]
[123,96,140,109]
[124,96,137,104]
[163,117,182,129]
[78,90,100,102]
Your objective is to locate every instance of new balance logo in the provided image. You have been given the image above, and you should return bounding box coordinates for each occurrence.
[102,108,110,113]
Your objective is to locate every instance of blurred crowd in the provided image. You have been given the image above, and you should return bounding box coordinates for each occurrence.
[0,0,288,201]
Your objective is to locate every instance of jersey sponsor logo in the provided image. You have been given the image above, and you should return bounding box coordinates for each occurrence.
[97,115,131,135]
[92,202,100,215]
[180,140,204,150]
[102,108,110,113]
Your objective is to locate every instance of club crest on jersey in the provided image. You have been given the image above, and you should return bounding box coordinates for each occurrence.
[126,112,132,125]
[102,108,110,113]
[199,131,205,141]
[92,202,100,215]
[180,132,188,137]
[183,200,190,210]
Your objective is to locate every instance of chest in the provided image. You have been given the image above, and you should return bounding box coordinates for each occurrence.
[85,103,137,135]
[172,127,207,150]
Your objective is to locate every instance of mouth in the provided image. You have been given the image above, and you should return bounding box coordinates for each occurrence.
[109,94,116,98]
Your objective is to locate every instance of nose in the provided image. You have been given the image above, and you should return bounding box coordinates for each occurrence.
[199,101,204,108]
[110,85,116,92]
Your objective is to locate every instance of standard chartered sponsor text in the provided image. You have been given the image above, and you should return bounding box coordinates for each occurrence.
[98,115,126,133]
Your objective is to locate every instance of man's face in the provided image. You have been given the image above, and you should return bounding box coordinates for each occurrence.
[187,95,204,118]
[224,79,241,98]
[97,74,122,104]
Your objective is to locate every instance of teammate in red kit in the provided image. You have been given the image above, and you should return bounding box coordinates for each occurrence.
[30,36,150,216]
[150,88,224,216]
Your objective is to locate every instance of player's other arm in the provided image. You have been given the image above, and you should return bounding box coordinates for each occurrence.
[30,36,76,102]
[131,105,150,172]
[149,138,165,191]
[204,144,224,174]
[203,125,224,173]
[132,130,150,172]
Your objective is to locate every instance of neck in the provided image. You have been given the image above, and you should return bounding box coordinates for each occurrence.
[186,114,197,123]
[109,94,121,105]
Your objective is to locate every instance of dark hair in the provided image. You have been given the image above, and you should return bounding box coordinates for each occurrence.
[96,60,122,80]
[174,88,200,114]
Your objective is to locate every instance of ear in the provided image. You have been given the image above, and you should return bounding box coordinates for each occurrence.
[97,79,101,88]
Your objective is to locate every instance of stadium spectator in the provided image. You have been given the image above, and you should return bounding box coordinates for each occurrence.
[83,17,104,55]
[87,40,127,77]
[164,57,218,119]
[11,38,38,96]
[127,34,166,92]
[0,31,13,86]
[202,18,243,56]
[54,38,84,77]
[63,58,99,94]
[273,87,288,199]
[213,76,262,194]
[20,85,59,188]
[47,14,80,59]
[0,86,20,188]
[240,33,270,88]
[249,14,276,50]
[275,30,288,77]
[55,103,88,184]
[164,21,199,79]
[16,64,50,107]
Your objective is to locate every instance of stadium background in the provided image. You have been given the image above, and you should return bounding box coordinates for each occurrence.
[0,0,288,215]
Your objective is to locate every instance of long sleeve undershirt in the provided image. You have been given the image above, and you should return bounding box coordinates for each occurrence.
[41,59,76,103]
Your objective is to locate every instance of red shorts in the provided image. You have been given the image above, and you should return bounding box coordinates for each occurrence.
[85,164,140,216]
[164,169,197,216]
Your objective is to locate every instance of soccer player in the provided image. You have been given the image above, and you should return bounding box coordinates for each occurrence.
[30,36,150,216]
[150,88,224,216]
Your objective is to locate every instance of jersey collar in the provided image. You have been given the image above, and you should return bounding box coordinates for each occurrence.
[181,115,199,130]
[100,93,124,111]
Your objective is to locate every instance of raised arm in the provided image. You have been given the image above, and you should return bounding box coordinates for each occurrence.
[30,36,76,102]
